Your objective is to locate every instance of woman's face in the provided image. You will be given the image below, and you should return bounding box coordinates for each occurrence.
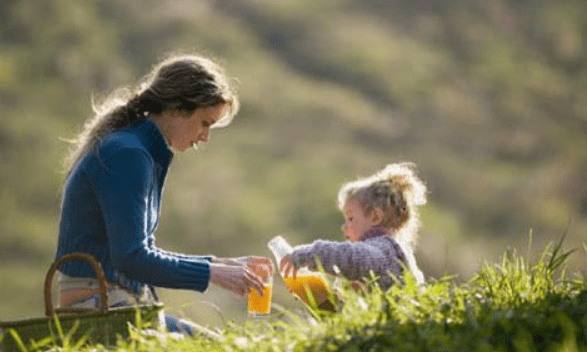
[167,103,231,152]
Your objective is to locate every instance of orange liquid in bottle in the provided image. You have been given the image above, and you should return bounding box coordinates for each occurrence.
[247,284,273,315]
[283,273,335,310]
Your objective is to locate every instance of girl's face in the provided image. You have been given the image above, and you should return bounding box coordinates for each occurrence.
[342,198,380,242]
[167,103,230,152]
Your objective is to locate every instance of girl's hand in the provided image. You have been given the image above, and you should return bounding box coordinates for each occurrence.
[280,254,298,278]
[209,263,265,296]
[350,280,366,292]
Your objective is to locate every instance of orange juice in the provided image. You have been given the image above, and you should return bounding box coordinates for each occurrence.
[283,273,334,310]
[248,284,273,316]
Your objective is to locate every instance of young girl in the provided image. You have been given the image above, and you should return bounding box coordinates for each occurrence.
[281,162,427,290]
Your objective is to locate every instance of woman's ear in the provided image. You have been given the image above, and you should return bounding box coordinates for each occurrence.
[370,207,384,226]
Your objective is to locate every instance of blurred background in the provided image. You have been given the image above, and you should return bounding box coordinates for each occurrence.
[1,0,586,327]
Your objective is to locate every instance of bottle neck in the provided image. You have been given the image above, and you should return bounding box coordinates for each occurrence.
[268,236,293,269]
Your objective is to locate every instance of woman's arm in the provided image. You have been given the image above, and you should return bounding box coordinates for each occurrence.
[93,147,212,291]
[213,256,274,273]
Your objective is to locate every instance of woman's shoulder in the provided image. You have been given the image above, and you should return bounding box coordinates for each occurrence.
[79,127,153,175]
[99,126,145,155]
[93,126,154,164]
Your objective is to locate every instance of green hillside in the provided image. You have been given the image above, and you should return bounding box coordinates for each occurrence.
[1,0,586,325]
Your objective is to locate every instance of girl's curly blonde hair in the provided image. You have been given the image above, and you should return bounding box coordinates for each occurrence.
[337,162,427,251]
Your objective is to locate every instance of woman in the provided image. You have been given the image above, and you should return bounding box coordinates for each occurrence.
[54,52,272,334]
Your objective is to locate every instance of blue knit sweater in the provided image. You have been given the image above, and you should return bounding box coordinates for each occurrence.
[55,118,211,293]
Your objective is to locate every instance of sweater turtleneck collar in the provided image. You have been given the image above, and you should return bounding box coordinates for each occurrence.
[359,226,392,242]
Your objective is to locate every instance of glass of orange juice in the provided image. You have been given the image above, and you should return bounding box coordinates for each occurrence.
[247,264,273,317]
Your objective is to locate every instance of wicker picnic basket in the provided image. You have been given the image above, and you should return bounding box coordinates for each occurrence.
[0,253,164,351]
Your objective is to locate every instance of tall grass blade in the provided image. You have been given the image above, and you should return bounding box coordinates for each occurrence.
[8,329,27,352]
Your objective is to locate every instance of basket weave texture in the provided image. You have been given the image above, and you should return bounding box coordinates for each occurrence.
[0,253,164,351]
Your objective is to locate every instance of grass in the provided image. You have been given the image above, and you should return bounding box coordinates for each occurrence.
[2,237,586,352]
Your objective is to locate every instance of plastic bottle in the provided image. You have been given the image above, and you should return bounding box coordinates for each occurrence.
[267,236,293,270]
[267,236,335,311]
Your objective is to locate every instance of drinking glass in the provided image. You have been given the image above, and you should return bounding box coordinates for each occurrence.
[247,264,273,317]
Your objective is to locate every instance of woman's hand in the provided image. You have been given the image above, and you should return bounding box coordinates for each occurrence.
[216,256,274,273]
[213,256,274,276]
[280,254,298,278]
[209,262,265,296]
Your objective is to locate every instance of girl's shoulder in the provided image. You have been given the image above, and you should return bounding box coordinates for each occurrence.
[363,236,406,260]
[362,235,399,247]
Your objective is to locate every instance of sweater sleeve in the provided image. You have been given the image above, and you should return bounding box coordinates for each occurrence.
[92,147,211,292]
[291,240,385,281]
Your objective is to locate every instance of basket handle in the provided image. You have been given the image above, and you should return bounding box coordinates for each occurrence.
[44,253,109,316]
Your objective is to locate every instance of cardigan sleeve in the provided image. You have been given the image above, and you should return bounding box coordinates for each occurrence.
[291,240,387,281]
[92,147,211,292]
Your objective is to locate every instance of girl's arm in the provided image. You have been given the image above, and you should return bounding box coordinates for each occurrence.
[290,240,384,281]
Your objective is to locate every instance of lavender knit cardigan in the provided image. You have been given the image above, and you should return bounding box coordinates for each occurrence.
[290,227,407,290]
